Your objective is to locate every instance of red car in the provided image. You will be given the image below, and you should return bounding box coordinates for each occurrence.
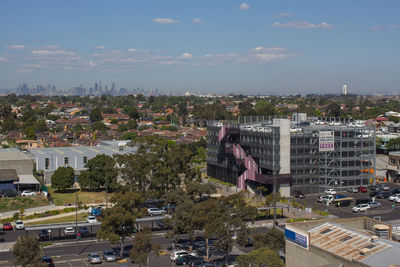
[358,186,368,193]
[3,222,13,231]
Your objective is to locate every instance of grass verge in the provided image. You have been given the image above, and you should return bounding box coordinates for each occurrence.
[26,213,87,225]
[0,196,49,213]
[48,186,113,206]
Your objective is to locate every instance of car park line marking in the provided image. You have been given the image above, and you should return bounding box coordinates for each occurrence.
[70,259,81,262]
[82,259,88,266]
[67,261,73,267]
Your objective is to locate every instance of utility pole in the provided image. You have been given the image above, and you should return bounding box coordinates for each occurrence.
[273,175,277,228]
[75,176,79,255]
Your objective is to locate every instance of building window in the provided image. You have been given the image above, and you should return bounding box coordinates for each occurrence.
[83,156,88,165]
[64,157,69,166]
[45,158,49,170]
[391,158,396,165]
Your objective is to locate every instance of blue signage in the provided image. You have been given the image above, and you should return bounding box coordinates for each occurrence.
[285,228,308,249]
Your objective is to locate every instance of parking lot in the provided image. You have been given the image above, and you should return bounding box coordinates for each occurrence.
[294,184,400,221]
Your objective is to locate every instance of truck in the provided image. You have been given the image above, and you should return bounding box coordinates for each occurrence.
[324,195,353,205]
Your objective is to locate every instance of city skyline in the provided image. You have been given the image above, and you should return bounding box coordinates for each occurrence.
[0,0,399,94]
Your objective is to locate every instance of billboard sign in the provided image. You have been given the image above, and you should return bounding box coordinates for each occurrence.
[319,131,334,152]
[285,226,309,250]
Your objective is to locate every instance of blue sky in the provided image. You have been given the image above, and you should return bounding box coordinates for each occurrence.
[0,0,399,94]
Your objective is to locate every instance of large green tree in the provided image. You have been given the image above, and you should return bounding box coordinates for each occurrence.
[89,107,102,122]
[51,166,75,191]
[252,227,285,251]
[129,227,161,266]
[13,236,42,266]
[78,154,117,191]
[236,247,284,267]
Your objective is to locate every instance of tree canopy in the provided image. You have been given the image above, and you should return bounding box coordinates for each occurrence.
[13,236,42,266]
[51,166,75,191]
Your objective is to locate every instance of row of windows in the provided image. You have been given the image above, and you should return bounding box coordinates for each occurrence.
[44,156,88,169]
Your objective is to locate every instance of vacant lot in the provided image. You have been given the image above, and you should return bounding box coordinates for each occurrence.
[49,187,113,206]
[0,196,49,212]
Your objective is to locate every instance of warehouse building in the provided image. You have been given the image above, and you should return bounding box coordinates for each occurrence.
[285,217,399,267]
[207,114,375,195]
[27,140,137,184]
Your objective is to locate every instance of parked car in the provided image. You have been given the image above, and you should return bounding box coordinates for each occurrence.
[352,204,370,213]
[356,198,372,205]
[36,229,50,241]
[389,193,400,201]
[155,219,167,229]
[63,227,75,237]
[2,222,12,231]
[358,186,368,193]
[148,208,165,216]
[393,196,400,203]
[380,184,390,191]
[88,252,102,264]
[368,201,382,209]
[162,203,177,213]
[1,190,17,197]
[376,191,391,199]
[86,216,97,224]
[335,200,352,207]
[317,196,330,203]
[176,255,196,265]
[41,256,55,267]
[324,189,336,195]
[170,250,190,261]
[21,190,36,197]
[293,190,305,198]
[391,188,400,195]
[347,187,359,193]
[102,249,117,262]
[89,207,103,217]
[244,237,254,247]
[15,220,24,230]
[79,226,90,237]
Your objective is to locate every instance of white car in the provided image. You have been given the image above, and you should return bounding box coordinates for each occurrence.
[170,250,190,261]
[86,216,97,224]
[352,204,370,213]
[324,189,336,195]
[147,208,165,216]
[317,196,329,203]
[389,194,400,201]
[15,220,24,230]
[63,227,75,236]
[393,196,400,203]
[21,190,36,196]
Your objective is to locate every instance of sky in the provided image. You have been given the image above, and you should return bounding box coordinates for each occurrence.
[0,0,399,95]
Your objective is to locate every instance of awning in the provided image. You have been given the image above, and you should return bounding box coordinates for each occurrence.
[14,174,40,185]
[0,183,16,191]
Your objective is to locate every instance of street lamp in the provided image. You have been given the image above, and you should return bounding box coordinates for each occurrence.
[74,175,79,255]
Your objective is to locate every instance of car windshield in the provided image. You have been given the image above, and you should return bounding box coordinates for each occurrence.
[104,251,114,255]
[91,254,100,258]
[42,258,52,263]
[16,222,23,225]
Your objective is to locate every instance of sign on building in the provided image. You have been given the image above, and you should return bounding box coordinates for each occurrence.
[319,131,334,152]
[285,226,309,250]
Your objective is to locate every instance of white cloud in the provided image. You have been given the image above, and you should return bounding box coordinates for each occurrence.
[32,50,76,56]
[16,69,33,73]
[0,57,8,62]
[152,18,180,24]
[179,52,193,60]
[192,18,204,24]
[371,25,383,31]
[88,61,98,67]
[389,25,400,29]
[127,48,138,52]
[239,3,250,10]
[273,21,333,29]
[7,44,25,50]
[93,46,105,49]
[275,12,291,17]
[43,45,60,49]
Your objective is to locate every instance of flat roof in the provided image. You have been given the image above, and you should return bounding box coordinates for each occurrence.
[0,150,33,161]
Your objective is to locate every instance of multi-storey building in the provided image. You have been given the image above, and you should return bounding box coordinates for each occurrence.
[207,114,376,195]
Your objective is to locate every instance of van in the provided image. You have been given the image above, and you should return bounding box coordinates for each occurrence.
[335,200,352,207]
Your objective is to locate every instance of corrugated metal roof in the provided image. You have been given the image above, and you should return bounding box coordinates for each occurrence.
[308,223,391,262]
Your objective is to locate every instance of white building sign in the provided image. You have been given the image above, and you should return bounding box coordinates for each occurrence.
[319,131,334,152]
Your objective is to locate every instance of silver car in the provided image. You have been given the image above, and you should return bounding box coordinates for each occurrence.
[88,252,102,264]
[368,201,382,209]
[102,250,116,262]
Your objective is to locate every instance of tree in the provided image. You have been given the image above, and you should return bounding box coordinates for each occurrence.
[255,101,275,115]
[97,191,145,256]
[51,166,75,191]
[386,137,400,150]
[252,228,285,251]
[327,102,341,117]
[13,236,41,266]
[92,121,108,132]
[236,247,284,267]
[130,227,161,266]
[78,154,117,191]
[123,106,140,120]
[89,107,102,122]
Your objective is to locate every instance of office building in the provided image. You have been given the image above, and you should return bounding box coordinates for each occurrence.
[207,114,375,195]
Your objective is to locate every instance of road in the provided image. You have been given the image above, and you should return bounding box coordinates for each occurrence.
[0,226,265,266]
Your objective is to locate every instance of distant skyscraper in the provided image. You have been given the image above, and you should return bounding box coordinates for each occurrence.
[342,84,347,95]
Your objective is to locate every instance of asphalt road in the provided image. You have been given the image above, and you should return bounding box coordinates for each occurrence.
[0,227,265,266]
[294,185,400,222]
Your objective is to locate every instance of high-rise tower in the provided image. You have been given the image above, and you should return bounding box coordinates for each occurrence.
[342,84,347,95]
